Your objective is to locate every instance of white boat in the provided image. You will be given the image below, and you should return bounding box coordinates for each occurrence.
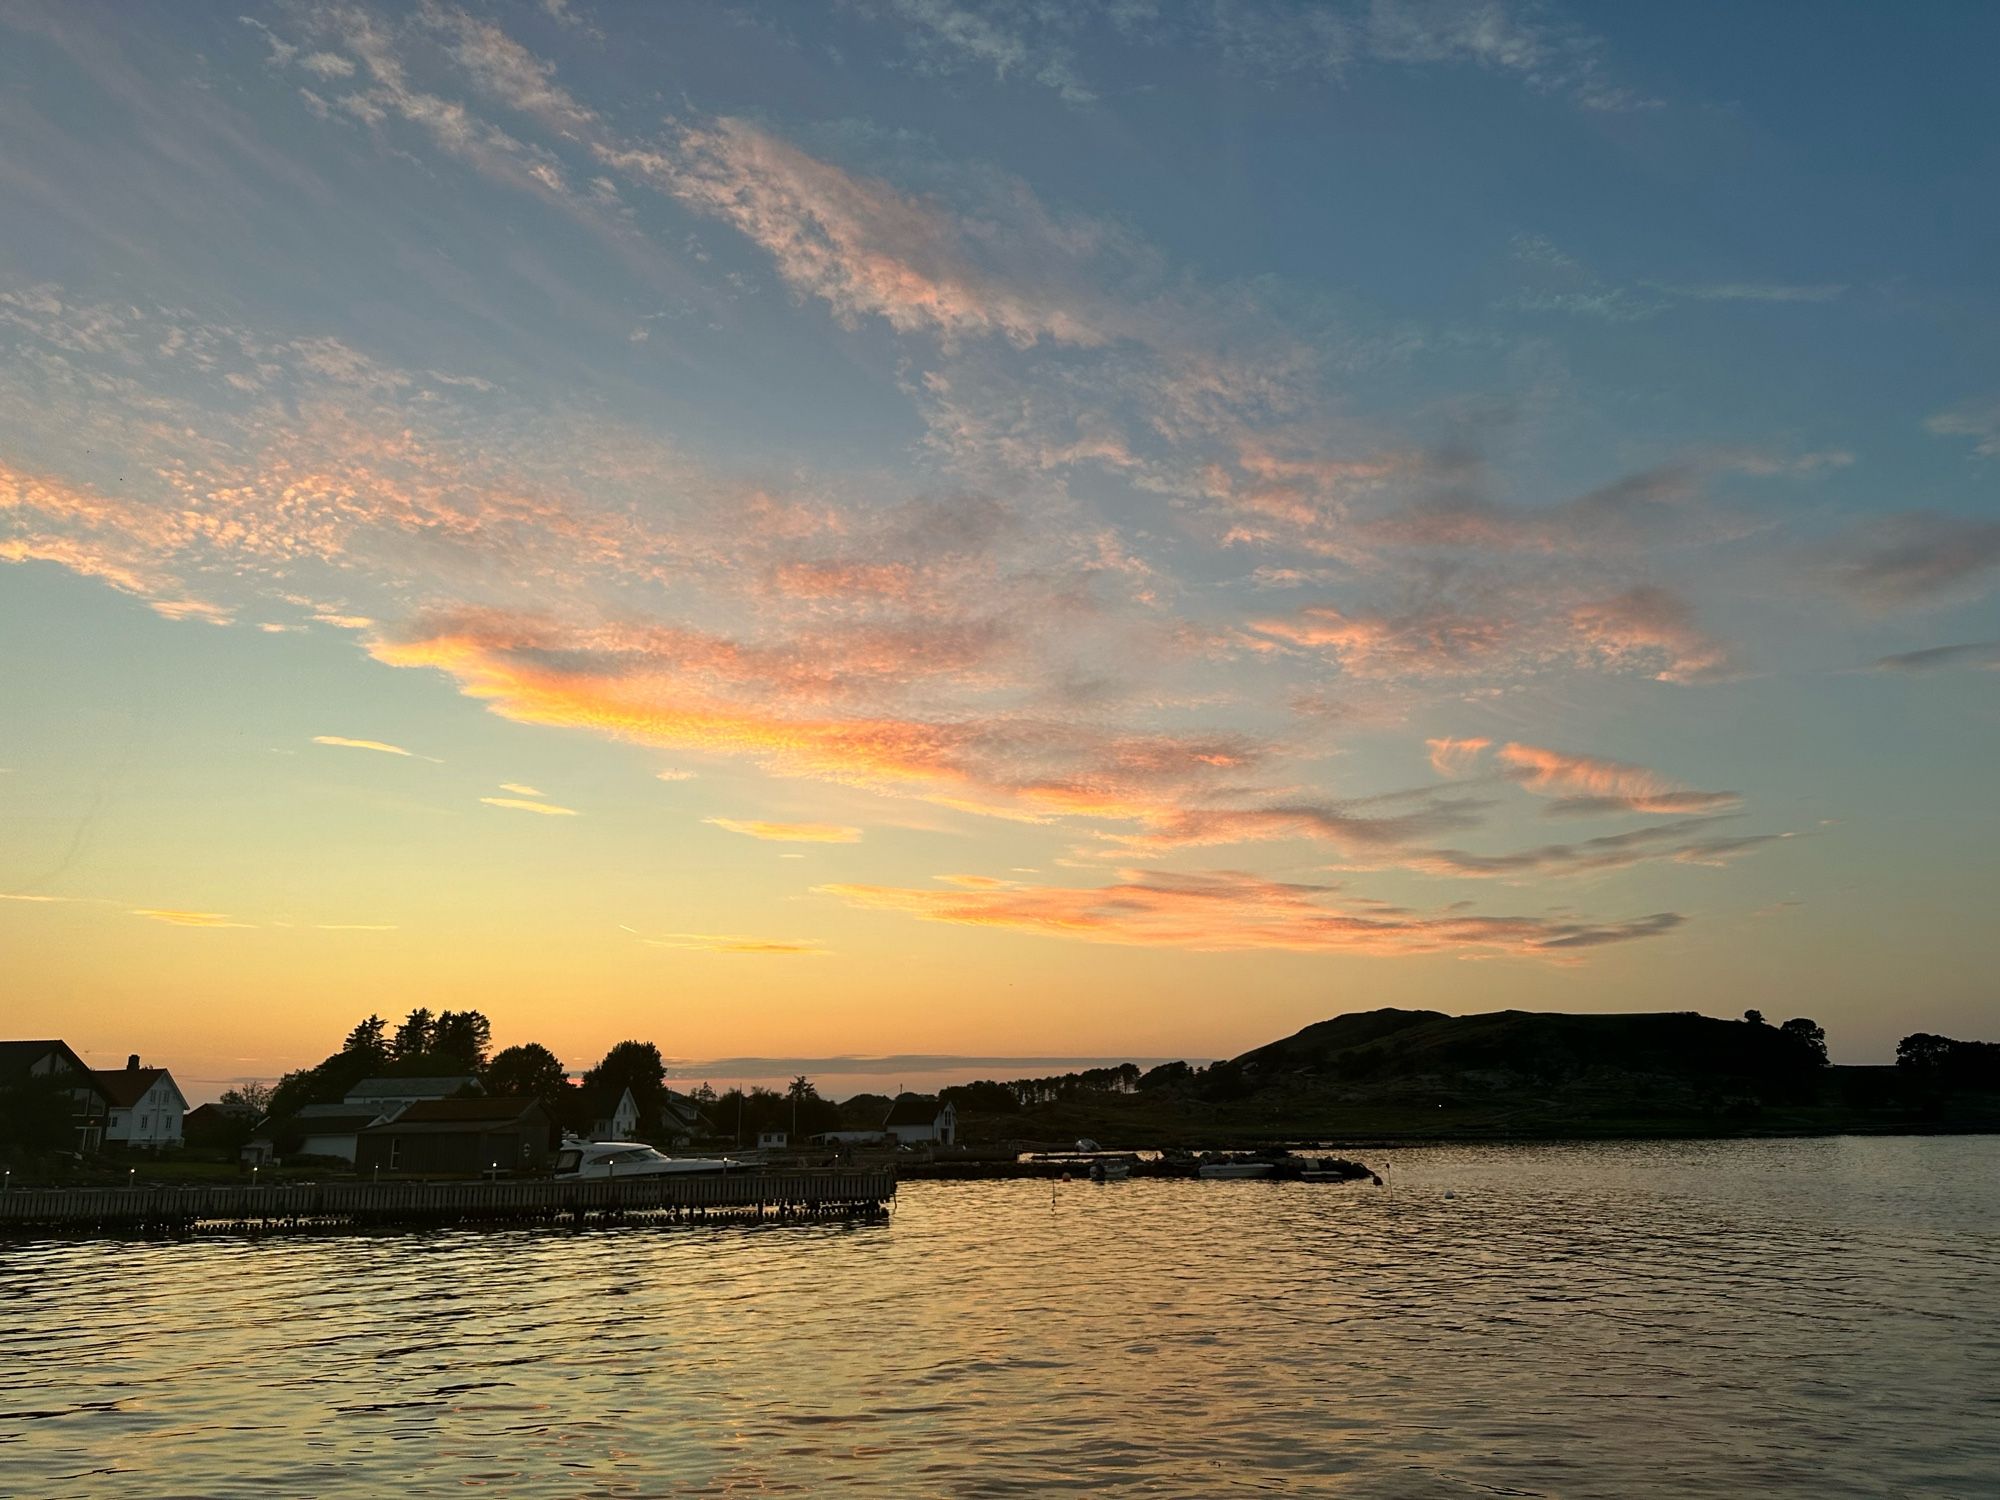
[1088,1158,1132,1182]
[553,1139,742,1179]
[1197,1160,1275,1180]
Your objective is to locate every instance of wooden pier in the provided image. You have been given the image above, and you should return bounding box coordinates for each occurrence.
[0,1169,897,1237]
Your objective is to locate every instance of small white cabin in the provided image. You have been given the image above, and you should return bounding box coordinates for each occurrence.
[882,1094,956,1147]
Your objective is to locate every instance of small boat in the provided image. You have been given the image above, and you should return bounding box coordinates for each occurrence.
[1088,1158,1132,1182]
[1197,1160,1275,1180]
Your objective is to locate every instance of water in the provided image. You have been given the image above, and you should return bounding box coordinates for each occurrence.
[3,1136,1996,1498]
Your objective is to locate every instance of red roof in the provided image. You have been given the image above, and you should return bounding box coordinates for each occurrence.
[91,1067,173,1109]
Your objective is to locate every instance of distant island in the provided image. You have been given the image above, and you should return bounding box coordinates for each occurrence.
[929,1009,2000,1148]
[7,1008,1998,1180]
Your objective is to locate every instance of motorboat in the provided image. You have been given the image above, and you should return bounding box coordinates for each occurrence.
[1088,1157,1133,1182]
[1192,1160,1272,1184]
[553,1139,742,1179]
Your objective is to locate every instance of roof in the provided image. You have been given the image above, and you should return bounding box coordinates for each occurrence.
[883,1092,948,1127]
[91,1067,175,1109]
[344,1075,483,1101]
[290,1110,382,1134]
[659,1090,709,1128]
[295,1101,380,1120]
[185,1101,258,1121]
[574,1085,635,1115]
[364,1096,548,1129]
[0,1039,92,1086]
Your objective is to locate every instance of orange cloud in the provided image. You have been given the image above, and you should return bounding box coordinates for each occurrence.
[1495,743,1739,816]
[705,818,863,844]
[132,909,253,928]
[1427,736,1492,776]
[820,870,1683,960]
[1247,605,1510,678]
[1568,586,1731,683]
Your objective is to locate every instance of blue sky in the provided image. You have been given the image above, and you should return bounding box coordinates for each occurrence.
[2,1,1996,1090]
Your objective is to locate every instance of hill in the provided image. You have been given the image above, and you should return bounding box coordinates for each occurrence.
[942,1008,2000,1148]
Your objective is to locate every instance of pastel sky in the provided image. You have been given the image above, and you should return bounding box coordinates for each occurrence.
[4,1,1997,1095]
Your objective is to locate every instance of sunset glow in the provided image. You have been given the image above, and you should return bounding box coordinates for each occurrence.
[3,2,1996,1100]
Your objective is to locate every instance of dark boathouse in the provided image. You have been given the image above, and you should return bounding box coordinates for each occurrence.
[355,1096,558,1177]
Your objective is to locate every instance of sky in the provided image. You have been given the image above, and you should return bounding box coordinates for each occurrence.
[3,1,1997,1099]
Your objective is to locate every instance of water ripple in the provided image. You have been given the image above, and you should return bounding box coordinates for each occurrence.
[3,1137,1997,1496]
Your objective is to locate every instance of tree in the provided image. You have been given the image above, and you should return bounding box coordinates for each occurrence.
[429,1010,492,1072]
[390,1008,435,1060]
[1780,1018,1829,1067]
[342,1015,389,1062]
[1743,1010,1766,1027]
[1138,1060,1194,1092]
[0,1076,81,1152]
[219,1081,274,1114]
[484,1043,572,1105]
[583,1041,668,1122]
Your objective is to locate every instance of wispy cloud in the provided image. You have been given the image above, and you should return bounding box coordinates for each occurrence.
[1821,513,2000,608]
[1493,742,1741,816]
[1401,820,1783,879]
[315,922,401,931]
[642,931,827,955]
[1925,395,2000,458]
[1568,587,1732,683]
[132,908,253,928]
[312,735,435,760]
[1870,641,2000,674]
[1427,736,1493,776]
[705,817,863,844]
[480,795,580,816]
[498,781,544,796]
[822,870,1684,960]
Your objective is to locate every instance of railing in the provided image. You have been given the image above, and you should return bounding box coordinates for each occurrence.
[0,1169,897,1235]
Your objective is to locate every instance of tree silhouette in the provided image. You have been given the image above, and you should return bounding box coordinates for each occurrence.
[584,1041,668,1120]
[219,1081,274,1114]
[429,1010,492,1071]
[342,1015,388,1063]
[1781,1017,1828,1067]
[484,1043,572,1105]
[390,1008,435,1060]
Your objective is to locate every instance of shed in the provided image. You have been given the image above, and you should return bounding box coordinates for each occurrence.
[355,1096,557,1176]
[882,1093,957,1147]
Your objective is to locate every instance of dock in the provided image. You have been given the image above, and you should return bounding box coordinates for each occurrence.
[0,1169,897,1237]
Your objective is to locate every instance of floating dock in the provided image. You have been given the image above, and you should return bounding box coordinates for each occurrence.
[0,1169,897,1237]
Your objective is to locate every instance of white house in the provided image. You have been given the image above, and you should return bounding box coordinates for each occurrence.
[756,1129,789,1151]
[577,1086,640,1141]
[93,1056,188,1150]
[882,1094,957,1147]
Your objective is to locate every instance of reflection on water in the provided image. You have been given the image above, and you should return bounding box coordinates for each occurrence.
[4,1137,1997,1497]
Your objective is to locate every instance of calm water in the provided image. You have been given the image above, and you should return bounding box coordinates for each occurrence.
[3,1137,1996,1498]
